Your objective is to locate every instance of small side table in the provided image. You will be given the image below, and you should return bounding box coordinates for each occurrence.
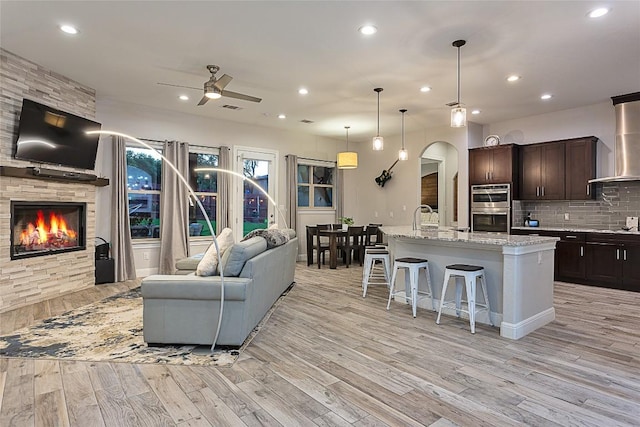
[95,258,115,284]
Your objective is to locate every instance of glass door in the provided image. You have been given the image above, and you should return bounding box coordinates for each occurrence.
[234,147,278,240]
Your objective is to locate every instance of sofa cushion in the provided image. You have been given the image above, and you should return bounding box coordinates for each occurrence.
[243,228,290,249]
[196,228,234,276]
[220,236,268,277]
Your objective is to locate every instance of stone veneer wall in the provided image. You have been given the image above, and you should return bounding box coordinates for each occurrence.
[0,49,98,313]
[513,181,640,230]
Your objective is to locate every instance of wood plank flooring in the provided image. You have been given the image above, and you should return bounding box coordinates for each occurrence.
[1,263,639,426]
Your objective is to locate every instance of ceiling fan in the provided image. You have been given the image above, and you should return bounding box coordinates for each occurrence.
[158,65,262,105]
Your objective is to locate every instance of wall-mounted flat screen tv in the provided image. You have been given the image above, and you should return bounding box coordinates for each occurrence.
[14,99,102,170]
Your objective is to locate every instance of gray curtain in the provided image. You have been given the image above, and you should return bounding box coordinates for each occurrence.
[111,135,137,281]
[336,167,344,221]
[159,140,190,274]
[285,154,297,231]
[216,146,231,232]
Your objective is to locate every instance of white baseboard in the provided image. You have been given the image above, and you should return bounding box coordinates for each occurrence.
[500,307,556,340]
[136,267,159,278]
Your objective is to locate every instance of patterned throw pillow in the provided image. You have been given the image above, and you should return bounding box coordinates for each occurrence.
[242,228,290,249]
[195,228,234,276]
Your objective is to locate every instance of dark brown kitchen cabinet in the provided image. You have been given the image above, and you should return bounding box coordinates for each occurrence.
[469,144,519,186]
[511,229,640,292]
[565,136,597,200]
[519,142,565,200]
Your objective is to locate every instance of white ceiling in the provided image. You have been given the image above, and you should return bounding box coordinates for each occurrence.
[1,1,639,142]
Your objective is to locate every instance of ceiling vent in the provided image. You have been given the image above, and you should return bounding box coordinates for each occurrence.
[221,104,242,110]
[300,119,314,124]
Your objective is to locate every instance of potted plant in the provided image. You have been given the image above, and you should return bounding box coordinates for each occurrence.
[339,216,354,230]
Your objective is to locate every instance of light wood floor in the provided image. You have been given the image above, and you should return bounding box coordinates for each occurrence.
[1,263,639,426]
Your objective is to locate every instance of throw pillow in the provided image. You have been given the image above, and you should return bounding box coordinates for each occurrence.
[195,228,234,276]
[242,228,290,248]
[220,236,268,277]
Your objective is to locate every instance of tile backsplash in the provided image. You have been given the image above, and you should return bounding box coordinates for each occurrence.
[513,181,640,230]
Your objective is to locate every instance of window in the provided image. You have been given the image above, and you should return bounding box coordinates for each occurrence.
[126,146,162,239]
[126,145,219,240]
[188,152,218,237]
[297,163,334,208]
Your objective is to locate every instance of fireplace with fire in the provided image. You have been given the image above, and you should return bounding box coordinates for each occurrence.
[10,202,86,260]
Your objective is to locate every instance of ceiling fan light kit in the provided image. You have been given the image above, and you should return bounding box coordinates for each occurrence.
[372,87,384,151]
[450,39,467,128]
[337,126,358,169]
[399,109,408,161]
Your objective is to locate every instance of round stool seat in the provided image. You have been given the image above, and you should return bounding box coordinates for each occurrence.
[396,257,428,264]
[446,264,483,272]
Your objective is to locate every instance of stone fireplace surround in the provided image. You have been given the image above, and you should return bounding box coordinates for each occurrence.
[0,48,99,313]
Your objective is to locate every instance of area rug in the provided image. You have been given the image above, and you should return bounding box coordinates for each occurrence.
[0,284,293,367]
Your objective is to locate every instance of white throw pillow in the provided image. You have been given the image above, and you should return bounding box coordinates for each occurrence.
[195,228,234,276]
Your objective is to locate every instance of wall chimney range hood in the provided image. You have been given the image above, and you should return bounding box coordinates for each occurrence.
[590,92,640,183]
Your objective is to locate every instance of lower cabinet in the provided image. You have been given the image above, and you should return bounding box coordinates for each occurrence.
[511,229,640,292]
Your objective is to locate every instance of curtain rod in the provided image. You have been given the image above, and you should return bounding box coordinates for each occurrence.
[138,137,220,150]
[295,156,336,164]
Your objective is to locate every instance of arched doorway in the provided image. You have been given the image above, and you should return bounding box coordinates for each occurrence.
[420,141,459,227]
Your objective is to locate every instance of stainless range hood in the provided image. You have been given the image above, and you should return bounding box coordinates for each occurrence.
[590,92,640,183]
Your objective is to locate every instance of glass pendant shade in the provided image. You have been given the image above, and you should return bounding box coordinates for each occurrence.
[372,88,384,151]
[451,106,466,127]
[399,109,408,161]
[337,125,358,169]
[372,135,384,151]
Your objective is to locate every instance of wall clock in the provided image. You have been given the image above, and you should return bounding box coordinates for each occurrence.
[484,135,500,147]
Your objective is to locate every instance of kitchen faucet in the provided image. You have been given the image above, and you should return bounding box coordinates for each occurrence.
[412,204,433,230]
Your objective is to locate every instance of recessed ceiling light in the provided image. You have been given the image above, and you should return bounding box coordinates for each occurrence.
[420,86,432,93]
[359,25,377,35]
[278,114,286,119]
[471,109,481,115]
[59,25,78,35]
[507,75,521,82]
[588,7,609,18]
[541,93,553,100]
[298,88,308,95]
[179,95,189,101]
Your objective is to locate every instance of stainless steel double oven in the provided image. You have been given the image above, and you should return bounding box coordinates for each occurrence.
[471,184,511,233]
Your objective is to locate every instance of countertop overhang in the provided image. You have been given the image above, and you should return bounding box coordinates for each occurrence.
[512,226,639,236]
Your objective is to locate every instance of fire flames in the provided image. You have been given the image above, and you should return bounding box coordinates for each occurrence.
[19,210,78,250]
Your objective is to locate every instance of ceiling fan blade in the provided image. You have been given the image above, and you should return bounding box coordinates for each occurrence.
[157,82,201,91]
[214,74,233,91]
[221,90,262,103]
[197,95,209,106]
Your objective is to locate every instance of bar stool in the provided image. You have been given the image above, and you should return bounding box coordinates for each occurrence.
[436,264,492,333]
[387,257,434,317]
[362,247,391,297]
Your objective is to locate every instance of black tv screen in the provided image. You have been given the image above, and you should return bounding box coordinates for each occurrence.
[14,99,102,170]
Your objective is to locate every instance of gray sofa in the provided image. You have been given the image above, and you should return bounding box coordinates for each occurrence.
[141,235,298,347]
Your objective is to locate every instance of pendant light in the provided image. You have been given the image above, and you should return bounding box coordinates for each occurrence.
[398,109,408,161]
[450,39,467,128]
[337,126,358,169]
[372,88,384,150]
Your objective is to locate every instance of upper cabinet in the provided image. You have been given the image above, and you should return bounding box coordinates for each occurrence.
[519,142,565,200]
[469,144,519,187]
[565,136,597,200]
[518,136,597,200]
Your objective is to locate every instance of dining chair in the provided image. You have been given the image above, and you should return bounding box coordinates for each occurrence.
[365,224,383,246]
[345,225,365,267]
[306,225,318,266]
[315,224,331,268]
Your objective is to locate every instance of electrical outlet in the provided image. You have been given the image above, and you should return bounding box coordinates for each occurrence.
[143,252,150,260]
[389,211,394,218]
[402,205,406,211]
[374,211,378,218]
[564,213,570,221]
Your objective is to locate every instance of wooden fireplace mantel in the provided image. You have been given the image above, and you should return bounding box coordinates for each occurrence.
[0,166,109,187]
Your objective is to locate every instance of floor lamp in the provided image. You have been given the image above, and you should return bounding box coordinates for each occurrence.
[88,130,225,350]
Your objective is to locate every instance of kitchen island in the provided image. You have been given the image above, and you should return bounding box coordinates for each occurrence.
[381,226,559,339]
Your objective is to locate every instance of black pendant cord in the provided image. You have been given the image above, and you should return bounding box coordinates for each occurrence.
[399,109,407,150]
[457,46,461,105]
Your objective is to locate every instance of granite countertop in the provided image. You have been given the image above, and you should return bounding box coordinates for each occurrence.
[381,225,559,247]
[512,226,640,236]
